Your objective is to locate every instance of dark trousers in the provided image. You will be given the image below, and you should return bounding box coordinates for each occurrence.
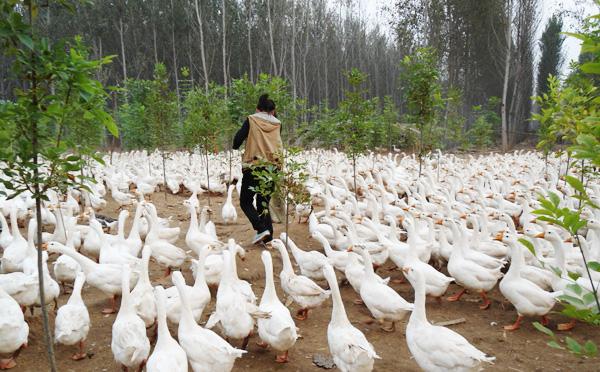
[239,169,274,236]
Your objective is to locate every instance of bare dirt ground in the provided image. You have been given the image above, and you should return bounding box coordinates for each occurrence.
[16,190,600,372]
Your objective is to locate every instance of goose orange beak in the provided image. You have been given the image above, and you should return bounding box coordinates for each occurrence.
[564,237,573,243]
[41,242,48,250]
[434,219,443,225]
[346,246,354,252]
[459,213,467,219]
[493,232,504,241]
[535,232,545,239]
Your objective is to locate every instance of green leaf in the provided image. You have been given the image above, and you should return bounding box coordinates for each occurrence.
[588,261,600,273]
[548,192,561,208]
[548,340,564,350]
[519,238,536,257]
[565,337,583,354]
[581,62,600,75]
[565,175,585,195]
[533,321,555,337]
[16,33,33,50]
[584,340,598,356]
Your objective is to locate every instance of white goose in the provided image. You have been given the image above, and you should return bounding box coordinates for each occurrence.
[0,285,29,370]
[130,246,157,327]
[205,250,270,349]
[271,239,330,321]
[322,264,380,372]
[46,241,137,314]
[111,265,150,371]
[146,286,188,372]
[184,200,224,255]
[166,245,212,324]
[257,250,298,363]
[403,265,495,371]
[54,272,90,361]
[53,226,82,293]
[312,230,360,272]
[354,247,413,331]
[144,204,187,276]
[172,270,246,371]
[497,232,560,331]
[221,184,238,224]
[1,213,32,273]
[0,212,12,250]
[280,232,328,281]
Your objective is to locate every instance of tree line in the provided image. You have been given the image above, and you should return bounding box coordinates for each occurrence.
[0,0,572,151]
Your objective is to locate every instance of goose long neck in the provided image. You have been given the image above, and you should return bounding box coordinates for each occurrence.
[262,255,277,302]
[506,241,523,278]
[328,272,350,326]
[193,249,208,288]
[155,289,170,344]
[277,244,294,274]
[117,212,127,239]
[9,208,19,237]
[69,275,85,304]
[361,250,375,277]
[0,213,9,235]
[550,239,566,273]
[58,245,96,274]
[188,204,198,230]
[174,279,195,325]
[412,274,428,323]
[129,204,143,239]
[120,268,131,310]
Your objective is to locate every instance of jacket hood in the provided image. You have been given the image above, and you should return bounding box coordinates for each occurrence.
[249,112,281,132]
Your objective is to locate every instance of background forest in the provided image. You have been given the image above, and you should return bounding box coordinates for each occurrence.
[0,0,594,152]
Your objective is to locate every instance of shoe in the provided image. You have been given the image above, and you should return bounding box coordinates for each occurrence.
[252,230,271,244]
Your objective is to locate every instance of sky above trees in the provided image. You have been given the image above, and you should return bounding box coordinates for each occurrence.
[357,0,598,75]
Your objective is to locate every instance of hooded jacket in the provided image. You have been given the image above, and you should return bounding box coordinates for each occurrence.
[233,112,283,168]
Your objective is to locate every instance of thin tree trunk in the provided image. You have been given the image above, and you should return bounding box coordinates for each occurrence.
[246,0,253,82]
[205,147,211,206]
[28,7,56,364]
[501,0,512,152]
[152,23,158,65]
[352,154,357,199]
[171,0,180,102]
[162,150,167,200]
[193,0,209,93]
[118,16,127,81]
[266,0,278,76]
[222,0,228,94]
[291,0,297,103]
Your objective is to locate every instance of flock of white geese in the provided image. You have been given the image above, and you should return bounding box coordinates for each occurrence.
[0,149,599,371]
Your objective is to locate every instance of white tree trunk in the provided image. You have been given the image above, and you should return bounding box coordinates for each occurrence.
[291,0,297,103]
[501,0,513,152]
[222,0,228,95]
[118,16,127,80]
[266,0,278,76]
[194,0,209,93]
[246,0,253,82]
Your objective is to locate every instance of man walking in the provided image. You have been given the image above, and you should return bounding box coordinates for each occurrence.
[232,94,282,244]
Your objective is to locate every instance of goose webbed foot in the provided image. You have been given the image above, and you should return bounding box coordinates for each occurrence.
[447,288,466,302]
[0,358,16,370]
[275,351,289,363]
[102,295,117,314]
[295,308,309,320]
[478,291,491,310]
[503,315,523,331]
